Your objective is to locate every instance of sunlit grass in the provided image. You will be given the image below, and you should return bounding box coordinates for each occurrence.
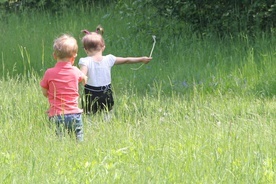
[0,77,275,183]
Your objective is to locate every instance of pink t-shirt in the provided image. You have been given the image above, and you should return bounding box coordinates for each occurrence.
[40,62,84,117]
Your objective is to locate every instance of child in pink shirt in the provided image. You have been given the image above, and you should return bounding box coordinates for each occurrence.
[40,34,87,141]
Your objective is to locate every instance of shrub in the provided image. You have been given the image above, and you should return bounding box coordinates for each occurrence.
[151,0,276,35]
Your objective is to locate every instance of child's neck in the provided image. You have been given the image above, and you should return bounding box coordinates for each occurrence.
[57,57,74,65]
[87,51,103,61]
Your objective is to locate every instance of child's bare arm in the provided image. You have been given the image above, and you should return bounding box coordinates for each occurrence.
[41,87,48,97]
[79,65,88,85]
[115,57,152,65]
[79,64,88,75]
[81,75,88,85]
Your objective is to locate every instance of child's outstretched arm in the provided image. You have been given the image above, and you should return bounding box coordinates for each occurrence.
[115,56,152,65]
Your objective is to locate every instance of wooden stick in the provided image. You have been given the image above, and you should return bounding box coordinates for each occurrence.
[149,35,156,57]
[131,35,156,71]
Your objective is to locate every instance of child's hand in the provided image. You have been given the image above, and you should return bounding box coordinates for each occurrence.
[82,75,88,85]
[141,57,152,64]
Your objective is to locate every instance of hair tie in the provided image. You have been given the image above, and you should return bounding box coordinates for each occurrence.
[96,25,104,35]
[82,29,91,35]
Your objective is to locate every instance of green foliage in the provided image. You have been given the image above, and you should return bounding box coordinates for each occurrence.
[1,1,275,98]
[1,0,276,36]
[113,0,192,44]
[0,0,115,13]
[151,0,276,35]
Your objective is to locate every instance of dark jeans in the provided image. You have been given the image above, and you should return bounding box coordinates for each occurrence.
[82,84,114,114]
[49,113,83,142]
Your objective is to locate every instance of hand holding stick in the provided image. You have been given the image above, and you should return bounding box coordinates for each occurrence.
[131,35,156,70]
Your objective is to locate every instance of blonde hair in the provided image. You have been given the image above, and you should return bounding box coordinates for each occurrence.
[81,25,105,52]
[53,34,78,59]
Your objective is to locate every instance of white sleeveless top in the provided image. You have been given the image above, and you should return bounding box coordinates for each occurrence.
[79,54,116,86]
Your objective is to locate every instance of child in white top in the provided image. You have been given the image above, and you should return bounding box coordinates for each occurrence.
[79,26,152,114]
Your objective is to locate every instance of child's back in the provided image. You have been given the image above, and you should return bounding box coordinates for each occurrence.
[40,34,87,141]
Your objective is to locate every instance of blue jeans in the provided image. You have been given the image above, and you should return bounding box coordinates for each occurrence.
[49,113,83,142]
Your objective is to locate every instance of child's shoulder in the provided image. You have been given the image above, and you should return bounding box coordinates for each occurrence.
[79,56,91,64]
[103,54,116,65]
[79,56,90,60]
[104,54,116,60]
[105,54,115,57]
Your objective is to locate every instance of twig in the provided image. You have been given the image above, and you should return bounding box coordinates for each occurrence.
[149,35,156,57]
[131,35,156,71]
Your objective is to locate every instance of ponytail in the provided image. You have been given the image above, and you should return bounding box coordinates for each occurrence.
[96,25,104,35]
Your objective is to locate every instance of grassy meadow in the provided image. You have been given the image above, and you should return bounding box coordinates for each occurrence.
[0,2,275,184]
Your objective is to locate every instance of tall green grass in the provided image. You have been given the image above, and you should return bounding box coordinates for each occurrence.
[0,2,275,183]
[0,76,275,183]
